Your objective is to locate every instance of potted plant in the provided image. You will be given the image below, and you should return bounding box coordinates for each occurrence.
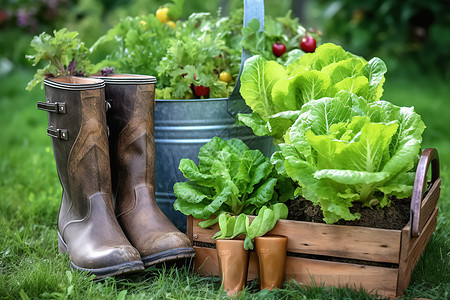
[187,42,441,298]
[213,207,288,294]
[171,136,293,293]
[89,0,319,231]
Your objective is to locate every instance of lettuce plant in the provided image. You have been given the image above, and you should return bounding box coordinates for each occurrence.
[237,43,387,143]
[26,29,92,91]
[212,204,288,250]
[173,137,292,245]
[273,91,425,224]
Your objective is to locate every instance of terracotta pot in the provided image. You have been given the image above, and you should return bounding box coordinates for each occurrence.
[215,239,249,295]
[254,235,288,290]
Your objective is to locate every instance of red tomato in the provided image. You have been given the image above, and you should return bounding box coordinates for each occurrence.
[272,43,287,57]
[193,85,210,97]
[300,36,317,53]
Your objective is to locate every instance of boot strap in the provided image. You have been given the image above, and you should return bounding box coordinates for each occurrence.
[37,101,67,114]
[47,126,69,141]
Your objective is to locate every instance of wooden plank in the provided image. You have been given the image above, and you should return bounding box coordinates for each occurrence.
[191,218,402,264]
[194,247,398,298]
[397,208,438,296]
[191,218,219,242]
[187,215,194,243]
[397,222,411,298]
[285,256,398,299]
[418,179,441,235]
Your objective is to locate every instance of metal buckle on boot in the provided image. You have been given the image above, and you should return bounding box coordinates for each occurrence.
[47,126,69,141]
[37,101,67,114]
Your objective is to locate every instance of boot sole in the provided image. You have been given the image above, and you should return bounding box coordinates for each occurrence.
[58,232,145,279]
[141,247,195,267]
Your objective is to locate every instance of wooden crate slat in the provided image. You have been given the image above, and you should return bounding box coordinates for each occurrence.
[285,256,398,299]
[397,208,438,296]
[193,247,398,298]
[192,218,402,264]
[418,179,441,234]
[268,219,402,264]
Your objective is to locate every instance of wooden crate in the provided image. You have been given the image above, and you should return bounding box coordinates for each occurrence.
[187,148,441,298]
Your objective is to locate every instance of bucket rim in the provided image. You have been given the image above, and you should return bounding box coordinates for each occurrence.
[155,97,237,103]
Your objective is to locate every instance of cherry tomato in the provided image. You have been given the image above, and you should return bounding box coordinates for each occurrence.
[193,85,210,97]
[156,7,169,23]
[272,43,287,57]
[300,36,317,53]
[219,71,232,83]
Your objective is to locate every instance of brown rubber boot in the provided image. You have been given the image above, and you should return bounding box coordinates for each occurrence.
[99,74,194,267]
[38,76,144,278]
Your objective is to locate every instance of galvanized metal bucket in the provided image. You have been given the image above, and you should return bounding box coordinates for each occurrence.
[155,0,268,232]
[155,99,273,232]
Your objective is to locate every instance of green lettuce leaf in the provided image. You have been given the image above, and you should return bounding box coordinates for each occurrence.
[239,55,287,121]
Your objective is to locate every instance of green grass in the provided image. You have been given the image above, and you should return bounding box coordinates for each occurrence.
[0,68,448,300]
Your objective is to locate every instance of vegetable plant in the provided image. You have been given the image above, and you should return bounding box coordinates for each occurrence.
[272,90,426,224]
[26,28,92,91]
[212,204,288,250]
[173,137,293,249]
[91,1,314,99]
[241,12,320,63]
[237,43,387,143]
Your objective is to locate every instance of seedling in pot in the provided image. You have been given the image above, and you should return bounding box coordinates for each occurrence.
[26,28,92,91]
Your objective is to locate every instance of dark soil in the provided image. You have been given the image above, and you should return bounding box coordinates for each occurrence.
[286,196,411,230]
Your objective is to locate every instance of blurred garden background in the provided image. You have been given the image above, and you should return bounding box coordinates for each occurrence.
[0,0,449,299]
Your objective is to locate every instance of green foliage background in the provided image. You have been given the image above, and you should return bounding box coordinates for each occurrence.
[0,0,294,71]
[309,0,450,77]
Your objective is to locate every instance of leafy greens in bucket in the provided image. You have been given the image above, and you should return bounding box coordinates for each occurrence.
[237,43,387,143]
[273,91,425,224]
[173,137,292,248]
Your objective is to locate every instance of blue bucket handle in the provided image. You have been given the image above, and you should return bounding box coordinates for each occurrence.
[227,0,264,117]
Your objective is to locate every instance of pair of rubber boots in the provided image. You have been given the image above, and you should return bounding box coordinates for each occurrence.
[38,75,194,278]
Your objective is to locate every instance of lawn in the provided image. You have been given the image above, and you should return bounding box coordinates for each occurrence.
[0,67,448,299]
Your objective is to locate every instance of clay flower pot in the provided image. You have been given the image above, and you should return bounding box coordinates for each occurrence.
[254,235,288,290]
[216,239,249,295]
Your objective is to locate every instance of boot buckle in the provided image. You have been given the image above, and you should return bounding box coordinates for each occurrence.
[37,101,67,114]
[47,126,69,140]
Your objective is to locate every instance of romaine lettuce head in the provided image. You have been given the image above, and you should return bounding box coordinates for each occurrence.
[173,137,293,221]
[238,43,387,143]
[275,91,425,223]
